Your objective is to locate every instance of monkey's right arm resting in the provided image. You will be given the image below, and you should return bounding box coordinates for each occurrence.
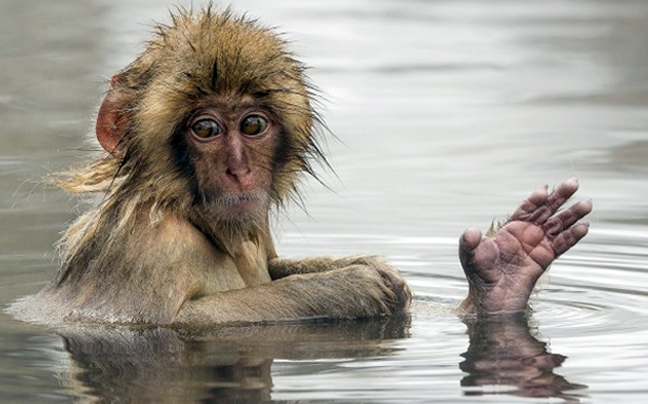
[268,255,390,278]
[175,264,411,326]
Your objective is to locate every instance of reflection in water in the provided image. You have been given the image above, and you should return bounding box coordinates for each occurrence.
[2,0,648,402]
[460,314,586,402]
[50,312,591,403]
[57,315,410,403]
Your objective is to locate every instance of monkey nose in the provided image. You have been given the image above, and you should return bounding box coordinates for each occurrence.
[225,166,253,187]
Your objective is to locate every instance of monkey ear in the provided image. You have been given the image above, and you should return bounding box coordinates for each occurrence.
[96,74,130,157]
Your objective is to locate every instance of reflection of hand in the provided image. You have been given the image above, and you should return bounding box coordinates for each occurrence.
[460,178,592,313]
[460,315,587,400]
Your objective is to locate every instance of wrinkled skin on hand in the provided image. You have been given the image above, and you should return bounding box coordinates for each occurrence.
[459,178,592,314]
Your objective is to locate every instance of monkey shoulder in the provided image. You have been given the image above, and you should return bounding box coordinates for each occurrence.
[145,216,257,294]
[38,215,265,324]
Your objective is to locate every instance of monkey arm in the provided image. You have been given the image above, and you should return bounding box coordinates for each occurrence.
[268,255,386,279]
[174,265,411,326]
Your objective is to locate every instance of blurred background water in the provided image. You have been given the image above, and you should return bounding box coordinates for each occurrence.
[1,0,647,403]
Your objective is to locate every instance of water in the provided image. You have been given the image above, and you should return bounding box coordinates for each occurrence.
[1,0,647,402]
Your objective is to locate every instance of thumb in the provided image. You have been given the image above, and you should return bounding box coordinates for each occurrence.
[459,228,482,272]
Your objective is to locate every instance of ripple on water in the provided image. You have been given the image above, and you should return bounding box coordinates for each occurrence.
[535,296,647,337]
[534,236,648,338]
[401,228,648,343]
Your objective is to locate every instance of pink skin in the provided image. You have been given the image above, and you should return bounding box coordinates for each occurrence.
[459,178,593,314]
[187,104,277,222]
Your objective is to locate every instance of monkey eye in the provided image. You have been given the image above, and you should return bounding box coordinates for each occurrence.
[191,119,223,139]
[240,115,268,136]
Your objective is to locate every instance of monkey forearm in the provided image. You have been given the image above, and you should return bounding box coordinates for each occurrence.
[175,265,410,325]
[268,255,383,279]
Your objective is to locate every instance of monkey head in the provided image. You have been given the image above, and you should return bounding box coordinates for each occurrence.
[92,8,325,229]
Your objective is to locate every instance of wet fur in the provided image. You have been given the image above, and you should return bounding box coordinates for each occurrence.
[10,7,411,325]
[61,9,319,266]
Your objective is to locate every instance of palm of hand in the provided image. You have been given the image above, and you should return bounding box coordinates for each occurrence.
[460,179,592,314]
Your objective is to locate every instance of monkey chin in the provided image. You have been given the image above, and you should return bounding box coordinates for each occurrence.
[200,191,269,227]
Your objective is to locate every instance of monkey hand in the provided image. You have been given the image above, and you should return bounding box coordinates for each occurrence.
[268,255,411,315]
[349,256,412,314]
[285,256,412,317]
[458,178,592,314]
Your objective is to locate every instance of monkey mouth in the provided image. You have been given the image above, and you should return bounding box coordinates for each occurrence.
[216,194,263,207]
[199,191,268,219]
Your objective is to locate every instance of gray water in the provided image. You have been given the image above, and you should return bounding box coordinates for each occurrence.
[1,0,647,402]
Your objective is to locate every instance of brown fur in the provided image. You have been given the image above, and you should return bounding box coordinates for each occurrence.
[11,7,411,326]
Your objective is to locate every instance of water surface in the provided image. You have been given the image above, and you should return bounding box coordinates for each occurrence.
[1,0,647,402]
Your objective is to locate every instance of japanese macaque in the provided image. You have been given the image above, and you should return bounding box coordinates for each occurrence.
[12,7,591,326]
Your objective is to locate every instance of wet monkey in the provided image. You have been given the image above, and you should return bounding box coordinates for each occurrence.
[13,7,591,325]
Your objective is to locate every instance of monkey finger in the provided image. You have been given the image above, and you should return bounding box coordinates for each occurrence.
[460,228,482,252]
[377,268,411,311]
[512,178,580,225]
[509,186,549,222]
[530,179,581,225]
[543,199,593,237]
[551,223,589,257]
[541,178,580,218]
[459,228,484,274]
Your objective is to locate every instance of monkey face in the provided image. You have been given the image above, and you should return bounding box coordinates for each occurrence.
[185,97,279,223]
[84,10,324,235]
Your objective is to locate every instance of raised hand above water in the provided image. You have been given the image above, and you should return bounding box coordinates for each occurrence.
[459,179,593,314]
